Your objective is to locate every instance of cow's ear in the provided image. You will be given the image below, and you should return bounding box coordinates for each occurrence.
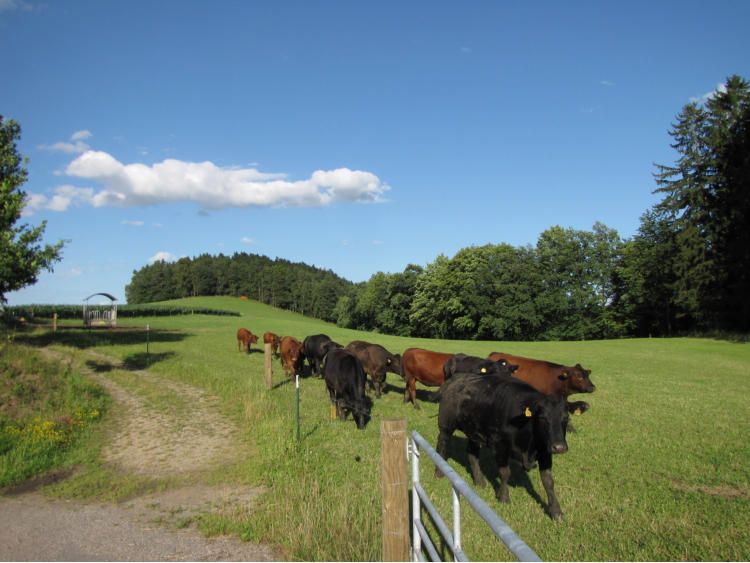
[567,401,589,416]
[559,371,570,380]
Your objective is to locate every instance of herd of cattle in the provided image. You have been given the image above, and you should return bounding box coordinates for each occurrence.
[236,328,596,519]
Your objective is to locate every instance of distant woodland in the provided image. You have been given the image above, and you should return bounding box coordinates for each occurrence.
[127,76,750,340]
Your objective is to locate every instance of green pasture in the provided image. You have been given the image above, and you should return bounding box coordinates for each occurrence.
[9,296,750,561]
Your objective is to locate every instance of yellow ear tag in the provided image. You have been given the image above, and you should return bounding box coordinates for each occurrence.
[574,408,582,416]
[480,367,487,374]
[524,407,533,418]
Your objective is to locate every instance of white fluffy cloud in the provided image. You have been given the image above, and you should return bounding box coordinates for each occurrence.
[148,251,176,264]
[23,184,95,215]
[26,149,390,213]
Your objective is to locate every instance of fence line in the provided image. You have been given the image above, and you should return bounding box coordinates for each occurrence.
[410,430,541,562]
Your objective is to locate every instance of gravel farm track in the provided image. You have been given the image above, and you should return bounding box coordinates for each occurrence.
[0,348,279,561]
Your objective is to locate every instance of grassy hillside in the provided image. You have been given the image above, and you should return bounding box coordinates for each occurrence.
[14,296,750,561]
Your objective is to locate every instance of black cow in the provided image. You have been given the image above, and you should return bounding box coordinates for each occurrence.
[435,372,588,520]
[345,340,402,398]
[322,348,371,429]
[443,353,518,382]
[303,334,342,376]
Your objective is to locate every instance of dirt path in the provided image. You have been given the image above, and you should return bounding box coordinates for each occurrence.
[0,349,278,561]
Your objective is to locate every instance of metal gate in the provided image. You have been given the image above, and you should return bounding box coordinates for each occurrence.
[409,430,541,562]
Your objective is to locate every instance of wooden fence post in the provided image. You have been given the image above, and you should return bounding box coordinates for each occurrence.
[52,313,57,332]
[381,418,410,562]
[264,342,273,389]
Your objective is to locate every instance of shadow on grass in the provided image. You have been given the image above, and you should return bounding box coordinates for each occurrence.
[84,351,177,372]
[272,378,293,390]
[85,359,115,373]
[15,326,190,350]
[123,352,176,370]
[377,382,436,407]
[441,435,546,513]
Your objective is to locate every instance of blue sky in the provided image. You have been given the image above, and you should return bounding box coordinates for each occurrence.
[3,0,750,305]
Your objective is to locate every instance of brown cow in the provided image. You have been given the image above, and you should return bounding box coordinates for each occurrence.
[487,352,595,398]
[237,328,259,353]
[401,348,455,409]
[263,331,281,355]
[345,340,402,398]
[279,336,305,380]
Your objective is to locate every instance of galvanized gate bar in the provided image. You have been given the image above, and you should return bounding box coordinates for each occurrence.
[411,431,542,562]
[414,482,469,561]
[415,520,442,562]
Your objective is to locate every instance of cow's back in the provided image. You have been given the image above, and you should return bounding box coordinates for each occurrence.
[264,331,280,350]
[438,373,537,442]
[347,341,399,373]
[488,352,565,395]
[403,348,454,386]
[489,352,595,397]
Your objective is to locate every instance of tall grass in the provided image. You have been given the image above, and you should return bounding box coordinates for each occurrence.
[0,343,110,487]
[11,296,750,561]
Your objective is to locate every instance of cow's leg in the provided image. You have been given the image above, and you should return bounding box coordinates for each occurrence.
[537,453,562,519]
[405,377,420,409]
[435,429,452,478]
[374,372,384,398]
[539,467,563,520]
[467,440,486,488]
[493,447,511,503]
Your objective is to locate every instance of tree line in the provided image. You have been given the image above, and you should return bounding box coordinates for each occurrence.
[125,253,353,323]
[126,76,749,340]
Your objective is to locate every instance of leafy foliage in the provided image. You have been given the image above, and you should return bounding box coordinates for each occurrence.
[0,116,65,303]
[125,253,353,323]
[338,226,627,341]
[631,74,750,333]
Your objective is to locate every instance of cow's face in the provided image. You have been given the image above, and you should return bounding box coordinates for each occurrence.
[292,344,303,361]
[481,360,516,377]
[354,407,370,430]
[559,364,595,393]
[526,395,569,454]
[499,360,519,374]
[386,354,402,376]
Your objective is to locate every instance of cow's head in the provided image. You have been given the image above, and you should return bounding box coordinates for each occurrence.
[495,359,519,373]
[386,353,402,376]
[291,342,305,367]
[480,359,518,377]
[524,395,570,455]
[558,364,595,393]
[352,401,371,430]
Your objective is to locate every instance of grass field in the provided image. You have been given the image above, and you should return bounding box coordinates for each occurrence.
[9,296,750,561]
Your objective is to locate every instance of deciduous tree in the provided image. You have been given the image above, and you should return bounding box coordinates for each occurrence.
[0,117,64,303]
